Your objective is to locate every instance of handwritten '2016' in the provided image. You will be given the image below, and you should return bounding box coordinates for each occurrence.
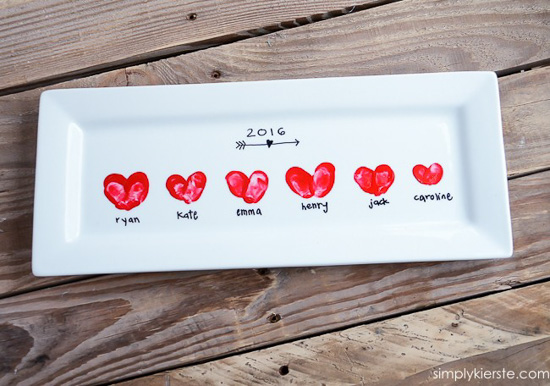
[246,127,286,137]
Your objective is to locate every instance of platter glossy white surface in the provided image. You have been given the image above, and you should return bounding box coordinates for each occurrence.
[33,72,513,276]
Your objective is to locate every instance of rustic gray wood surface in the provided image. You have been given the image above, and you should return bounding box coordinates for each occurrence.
[0,0,548,385]
[119,282,550,385]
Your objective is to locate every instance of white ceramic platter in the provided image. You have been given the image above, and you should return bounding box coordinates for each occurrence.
[33,72,513,276]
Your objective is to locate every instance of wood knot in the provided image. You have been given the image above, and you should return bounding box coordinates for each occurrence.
[186,13,198,21]
[210,70,222,79]
[279,365,289,375]
[267,313,281,323]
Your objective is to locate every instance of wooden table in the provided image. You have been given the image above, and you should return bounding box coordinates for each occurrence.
[1,1,549,385]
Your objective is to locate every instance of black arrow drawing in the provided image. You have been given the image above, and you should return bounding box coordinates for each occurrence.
[236,139,300,150]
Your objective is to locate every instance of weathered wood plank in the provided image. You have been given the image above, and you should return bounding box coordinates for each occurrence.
[2,0,548,93]
[118,282,550,386]
[0,0,377,92]
[396,339,550,386]
[1,0,549,295]
[127,0,550,85]
[1,66,547,298]
[0,170,548,385]
[500,66,550,177]
[0,73,127,298]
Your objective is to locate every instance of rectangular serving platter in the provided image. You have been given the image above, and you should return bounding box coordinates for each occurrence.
[33,72,513,276]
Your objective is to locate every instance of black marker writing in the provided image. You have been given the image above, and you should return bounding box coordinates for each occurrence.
[237,208,263,216]
[414,193,454,202]
[177,210,198,220]
[115,217,140,226]
[301,202,328,213]
[369,198,389,209]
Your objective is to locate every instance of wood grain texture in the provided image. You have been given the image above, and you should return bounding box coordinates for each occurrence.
[127,0,550,85]
[119,282,550,386]
[0,170,548,385]
[0,0,378,92]
[397,339,550,386]
[0,72,127,298]
[500,66,550,177]
[0,1,548,383]
[0,66,547,298]
[4,0,546,93]
[0,0,548,297]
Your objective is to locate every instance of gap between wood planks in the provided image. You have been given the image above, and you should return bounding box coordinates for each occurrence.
[509,165,550,181]
[0,0,400,98]
[495,58,550,78]
[2,2,548,99]
[0,275,102,301]
[107,276,550,385]
[118,283,550,385]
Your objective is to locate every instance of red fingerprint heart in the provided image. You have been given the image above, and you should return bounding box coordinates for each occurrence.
[226,170,269,204]
[413,163,444,185]
[286,162,335,198]
[104,172,149,211]
[166,172,207,204]
[354,164,395,196]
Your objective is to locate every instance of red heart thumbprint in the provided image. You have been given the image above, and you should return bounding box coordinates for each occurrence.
[286,162,335,199]
[226,171,269,204]
[413,163,444,185]
[354,165,395,196]
[104,172,149,211]
[166,172,207,204]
